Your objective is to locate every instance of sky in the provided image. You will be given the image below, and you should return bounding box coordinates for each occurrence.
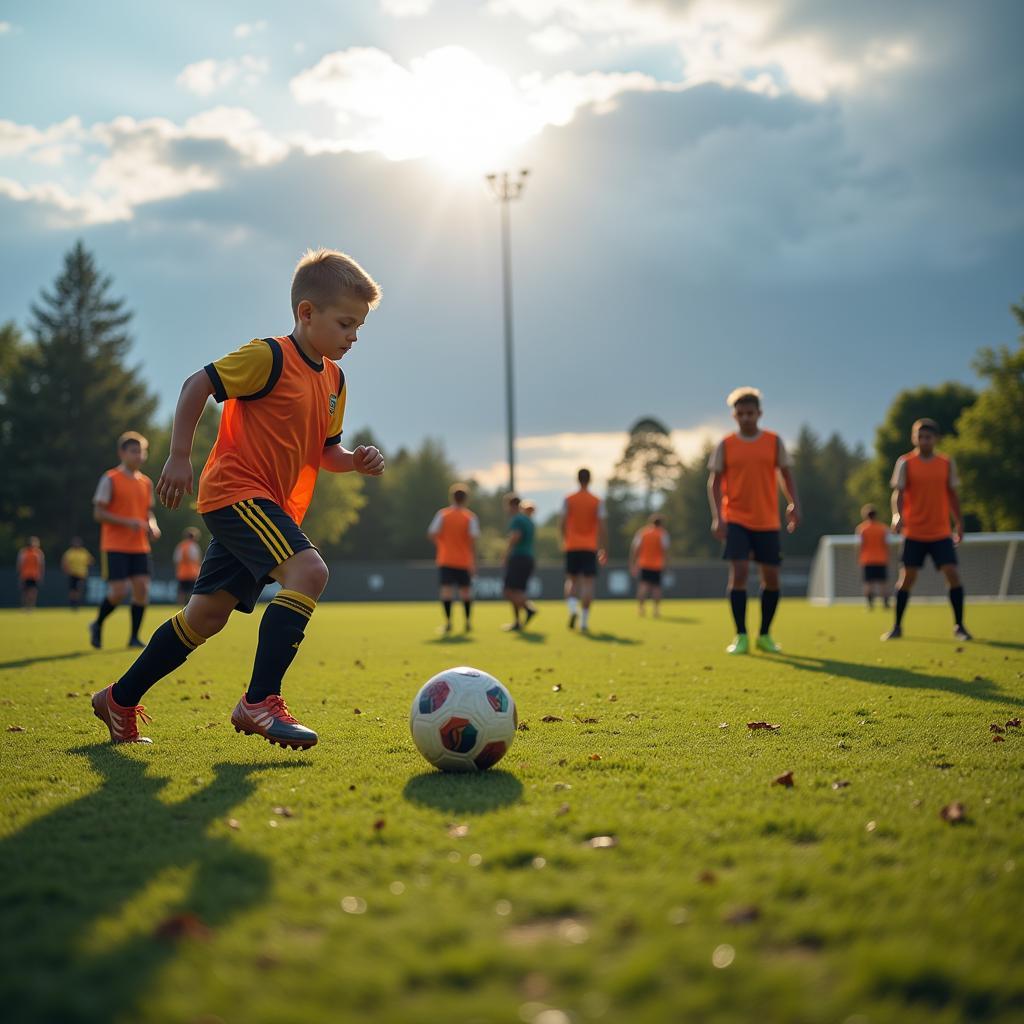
[1,0,1022,515]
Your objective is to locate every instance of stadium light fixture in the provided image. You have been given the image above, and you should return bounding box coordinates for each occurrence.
[485,169,529,493]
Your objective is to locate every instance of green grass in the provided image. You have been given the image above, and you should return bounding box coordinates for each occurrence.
[2,598,1023,1024]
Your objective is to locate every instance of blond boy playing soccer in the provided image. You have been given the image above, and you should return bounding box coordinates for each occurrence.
[91,249,384,747]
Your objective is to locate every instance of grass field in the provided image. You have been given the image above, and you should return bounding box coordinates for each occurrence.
[2,598,1023,1024]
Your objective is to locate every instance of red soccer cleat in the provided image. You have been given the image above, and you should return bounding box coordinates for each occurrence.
[230,694,317,750]
[91,685,153,744]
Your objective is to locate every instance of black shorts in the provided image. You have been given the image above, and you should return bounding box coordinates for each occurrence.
[862,564,888,582]
[639,568,662,586]
[103,551,153,581]
[20,578,38,591]
[565,549,598,577]
[177,578,198,600]
[439,566,472,588]
[902,537,957,569]
[195,498,314,613]
[504,554,534,591]
[722,523,781,566]
[68,574,86,594]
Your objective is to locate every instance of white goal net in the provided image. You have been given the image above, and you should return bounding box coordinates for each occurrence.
[807,532,1024,605]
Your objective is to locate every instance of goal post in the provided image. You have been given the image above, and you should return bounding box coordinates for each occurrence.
[808,532,1024,605]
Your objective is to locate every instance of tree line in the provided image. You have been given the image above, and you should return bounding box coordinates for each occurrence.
[2,243,1021,566]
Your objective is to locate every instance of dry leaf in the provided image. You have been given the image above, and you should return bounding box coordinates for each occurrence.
[608,694,618,702]
[993,735,1005,743]
[773,771,795,788]
[748,721,781,731]
[575,715,599,724]
[724,905,760,924]
[552,684,562,692]
[587,835,617,849]
[541,715,563,723]
[272,806,294,818]
[698,870,717,884]
[832,780,851,789]
[940,801,966,823]
[6,725,26,733]
[517,722,530,731]
[154,912,210,941]
[1006,718,1021,728]
[354,659,364,668]
[556,803,571,816]
[353,708,362,715]
[553,782,572,791]
[66,692,80,698]
[588,754,602,761]
[200,693,211,700]
[227,818,241,830]
[447,823,469,838]
[719,723,729,729]
[373,818,386,831]
[990,723,1005,733]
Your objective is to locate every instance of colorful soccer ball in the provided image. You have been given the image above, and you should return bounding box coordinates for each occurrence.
[410,666,517,772]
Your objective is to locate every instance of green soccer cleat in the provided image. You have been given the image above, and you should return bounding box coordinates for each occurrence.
[756,634,782,653]
[726,633,749,655]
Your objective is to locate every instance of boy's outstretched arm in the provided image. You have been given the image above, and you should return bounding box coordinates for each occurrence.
[320,444,385,476]
[157,370,215,510]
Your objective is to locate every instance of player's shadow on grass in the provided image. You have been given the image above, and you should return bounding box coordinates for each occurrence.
[403,770,523,814]
[652,614,696,624]
[0,648,123,671]
[0,744,305,1023]
[775,653,1005,704]
[425,633,473,645]
[512,630,547,644]
[579,631,640,645]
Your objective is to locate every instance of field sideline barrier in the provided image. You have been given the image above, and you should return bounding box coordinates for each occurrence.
[0,558,812,609]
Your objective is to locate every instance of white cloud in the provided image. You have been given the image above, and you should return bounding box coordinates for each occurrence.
[290,44,673,171]
[176,55,269,96]
[0,116,82,159]
[528,24,582,54]
[233,20,267,39]
[0,22,12,35]
[380,0,433,15]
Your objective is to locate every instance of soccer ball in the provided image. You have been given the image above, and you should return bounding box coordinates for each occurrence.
[410,666,517,772]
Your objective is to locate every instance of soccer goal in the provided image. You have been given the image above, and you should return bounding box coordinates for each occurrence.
[807,532,1024,605]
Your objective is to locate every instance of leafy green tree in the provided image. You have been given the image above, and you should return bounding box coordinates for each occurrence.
[658,445,719,558]
[0,242,157,557]
[613,417,682,513]
[947,298,1024,530]
[847,382,977,516]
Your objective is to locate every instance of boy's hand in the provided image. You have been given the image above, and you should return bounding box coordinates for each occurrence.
[353,445,385,476]
[891,514,903,534]
[711,517,727,540]
[786,503,800,534]
[157,455,194,510]
[149,522,162,541]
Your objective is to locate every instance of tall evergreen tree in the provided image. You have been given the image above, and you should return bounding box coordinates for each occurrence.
[0,242,158,554]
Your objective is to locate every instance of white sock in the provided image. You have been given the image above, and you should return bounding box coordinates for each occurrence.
[580,608,590,628]
[568,596,579,614]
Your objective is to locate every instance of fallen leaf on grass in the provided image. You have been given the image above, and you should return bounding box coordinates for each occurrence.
[199,693,211,700]
[940,802,967,823]
[586,835,618,849]
[553,782,571,791]
[608,694,618,702]
[724,905,760,925]
[588,754,602,761]
[373,819,386,832]
[353,708,362,715]
[556,803,571,816]
[992,735,1005,743]
[832,780,851,789]
[6,725,26,733]
[66,692,80,698]
[990,723,1005,733]
[748,721,781,731]
[552,684,562,692]
[719,723,729,729]
[272,806,294,818]
[575,715,599,724]
[773,771,795,788]
[541,715,563,723]
[154,913,210,941]
[227,818,240,830]
[1006,718,1021,728]
[354,659,364,668]
[517,722,530,731]
[447,823,469,838]
[698,870,717,884]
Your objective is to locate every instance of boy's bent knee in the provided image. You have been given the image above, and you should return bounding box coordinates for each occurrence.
[274,549,329,598]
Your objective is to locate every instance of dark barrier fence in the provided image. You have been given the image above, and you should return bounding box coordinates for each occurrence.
[0,559,811,609]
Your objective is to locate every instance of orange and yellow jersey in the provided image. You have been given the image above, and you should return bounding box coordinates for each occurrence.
[856,520,890,565]
[708,430,789,531]
[891,451,958,542]
[17,547,43,579]
[634,525,669,571]
[197,336,346,525]
[428,506,479,570]
[174,539,203,581]
[93,467,153,553]
[562,490,605,551]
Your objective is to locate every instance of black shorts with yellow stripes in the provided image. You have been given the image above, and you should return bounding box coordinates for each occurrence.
[193,498,314,614]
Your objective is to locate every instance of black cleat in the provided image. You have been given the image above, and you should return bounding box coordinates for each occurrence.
[953,624,973,641]
[89,621,101,649]
[128,637,146,649]
[568,613,577,631]
[881,626,902,641]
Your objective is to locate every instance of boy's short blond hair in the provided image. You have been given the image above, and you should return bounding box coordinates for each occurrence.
[291,248,381,317]
[911,417,940,439]
[726,387,762,409]
[118,430,148,451]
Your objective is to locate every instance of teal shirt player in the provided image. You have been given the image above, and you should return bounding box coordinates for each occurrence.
[508,513,534,557]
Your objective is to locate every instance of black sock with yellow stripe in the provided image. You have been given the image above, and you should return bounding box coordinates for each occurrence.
[111,610,207,707]
[246,590,315,704]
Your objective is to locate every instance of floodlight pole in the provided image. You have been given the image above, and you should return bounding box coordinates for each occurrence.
[485,169,529,494]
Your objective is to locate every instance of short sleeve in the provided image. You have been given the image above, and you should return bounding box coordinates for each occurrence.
[947,457,959,489]
[890,457,908,490]
[325,377,347,447]
[597,500,607,519]
[469,513,480,538]
[661,531,670,550]
[707,441,726,473]
[205,339,277,402]
[93,475,112,505]
[427,510,443,535]
[776,436,791,468]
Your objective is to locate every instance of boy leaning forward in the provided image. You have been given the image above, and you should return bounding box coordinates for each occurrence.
[91,248,385,747]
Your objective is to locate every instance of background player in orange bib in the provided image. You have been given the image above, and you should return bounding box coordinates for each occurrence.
[173,527,203,605]
[856,504,891,610]
[428,483,479,634]
[883,418,970,641]
[708,387,801,654]
[90,248,384,747]
[16,536,44,610]
[89,432,160,649]
[560,467,608,633]
[630,514,669,617]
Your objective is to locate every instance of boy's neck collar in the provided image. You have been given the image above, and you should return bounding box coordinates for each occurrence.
[288,333,325,371]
